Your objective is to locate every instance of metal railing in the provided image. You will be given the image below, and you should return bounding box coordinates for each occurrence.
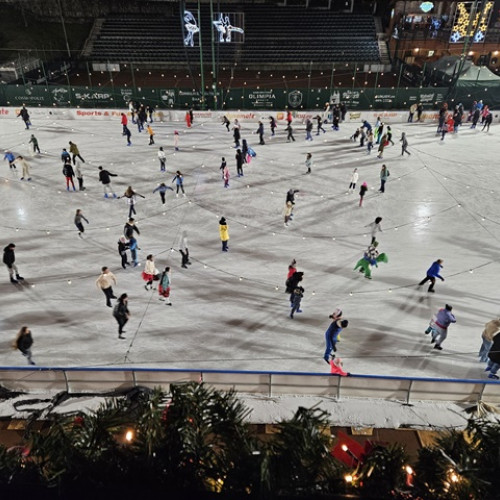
[0,366,499,405]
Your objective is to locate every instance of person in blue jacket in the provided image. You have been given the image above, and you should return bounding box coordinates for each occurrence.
[4,151,16,169]
[324,318,349,363]
[419,259,444,293]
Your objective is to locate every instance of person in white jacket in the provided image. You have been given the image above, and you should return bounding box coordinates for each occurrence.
[348,168,358,192]
[158,147,166,172]
[142,254,158,290]
[366,217,383,244]
[179,230,191,269]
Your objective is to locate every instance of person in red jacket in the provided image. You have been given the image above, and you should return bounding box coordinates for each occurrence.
[121,113,128,134]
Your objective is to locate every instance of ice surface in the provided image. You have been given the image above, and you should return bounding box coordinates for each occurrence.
[1,113,498,384]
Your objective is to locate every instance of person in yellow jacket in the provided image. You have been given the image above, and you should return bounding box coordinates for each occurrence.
[219,217,229,252]
[146,124,155,145]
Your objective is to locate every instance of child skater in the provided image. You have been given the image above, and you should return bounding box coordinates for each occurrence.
[348,168,358,193]
[153,182,174,204]
[172,171,186,197]
[74,209,89,237]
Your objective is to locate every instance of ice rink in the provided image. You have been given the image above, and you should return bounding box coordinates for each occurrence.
[1,110,499,381]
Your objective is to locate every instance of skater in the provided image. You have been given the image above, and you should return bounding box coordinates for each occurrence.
[288,271,304,306]
[256,121,265,145]
[305,153,312,174]
[29,134,40,154]
[290,283,304,319]
[113,293,130,339]
[74,209,89,237]
[340,102,347,122]
[417,102,424,122]
[377,135,387,159]
[479,318,500,363]
[482,111,492,132]
[4,151,17,169]
[118,236,130,269]
[121,112,128,134]
[269,116,277,136]
[152,182,174,204]
[223,163,230,188]
[74,159,85,190]
[286,188,300,220]
[348,168,358,192]
[419,259,445,293]
[379,165,390,193]
[3,243,23,284]
[62,159,76,191]
[400,132,410,155]
[471,107,480,128]
[119,186,146,218]
[323,317,349,363]
[486,333,500,379]
[124,218,140,239]
[366,130,374,154]
[158,147,166,172]
[305,119,313,141]
[13,326,35,365]
[366,217,383,243]
[158,266,172,305]
[189,108,194,125]
[283,201,293,227]
[179,230,191,268]
[17,156,31,181]
[233,120,241,148]
[376,122,384,144]
[98,166,118,198]
[242,139,249,164]
[425,304,456,350]
[137,105,146,132]
[220,157,227,178]
[285,259,297,292]
[441,114,454,141]
[219,217,229,252]
[146,104,154,123]
[353,241,388,279]
[146,124,155,145]
[129,236,139,267]
[286,122,295,142]
[315,115,326,135]
[17,104,30,129]
[69,141,85,164]
[222,115,231,131]
[235,149,244,177]
[286,110,293,127]
[359,128,366,147]
[350,127,361,142]
[437,105,447,134]
[408,103,417,123]
[60,149,69,165]
[359,182,368,207]
[172,170,186,197]
[173,130,180,151]
[96,266,117,307]
[386,126,394,145]
[124,126,132,146]
[142,254,158,290]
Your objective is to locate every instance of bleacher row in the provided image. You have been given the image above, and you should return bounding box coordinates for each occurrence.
[89,5,380,65]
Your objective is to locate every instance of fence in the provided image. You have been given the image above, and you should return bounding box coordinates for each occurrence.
[0,366,499,406]
[0,83,466,110]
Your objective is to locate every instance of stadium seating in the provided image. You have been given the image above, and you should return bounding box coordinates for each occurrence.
[89,5,380,66]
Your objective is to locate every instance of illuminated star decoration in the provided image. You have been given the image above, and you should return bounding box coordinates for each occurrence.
[450,1,493,43]
[212,13,244,43]
[183,10,200,47]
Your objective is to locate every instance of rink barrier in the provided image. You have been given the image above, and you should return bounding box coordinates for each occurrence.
[0,105,443,124]
[0,367,498,405]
